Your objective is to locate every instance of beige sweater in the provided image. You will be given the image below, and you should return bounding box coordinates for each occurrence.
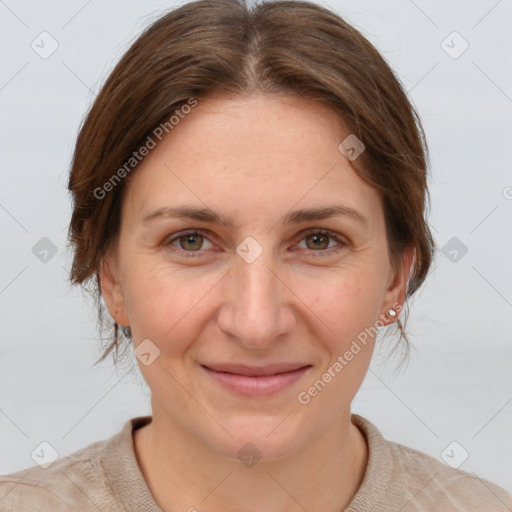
[0,414,510,511]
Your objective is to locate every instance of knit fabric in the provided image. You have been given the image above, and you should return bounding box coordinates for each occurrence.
[1,414,510,511]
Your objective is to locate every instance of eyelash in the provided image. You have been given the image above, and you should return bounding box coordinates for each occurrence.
[163,228,347,259]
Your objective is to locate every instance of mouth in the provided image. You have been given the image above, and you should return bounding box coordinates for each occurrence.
[200,363,312,396]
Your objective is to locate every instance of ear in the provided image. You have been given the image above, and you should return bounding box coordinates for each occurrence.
[99,250,130,327]
[382,245,415,322]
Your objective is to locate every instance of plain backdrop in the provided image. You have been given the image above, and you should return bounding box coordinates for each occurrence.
[1,0,511,495]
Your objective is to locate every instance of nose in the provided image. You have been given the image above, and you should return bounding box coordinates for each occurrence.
[216,250,296,350]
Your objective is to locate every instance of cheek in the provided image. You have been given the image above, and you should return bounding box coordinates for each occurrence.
[120,256,222,344]
[292,267,384,415]
[294,262,387,345]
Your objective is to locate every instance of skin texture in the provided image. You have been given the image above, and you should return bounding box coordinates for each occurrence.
[100,93,413,512]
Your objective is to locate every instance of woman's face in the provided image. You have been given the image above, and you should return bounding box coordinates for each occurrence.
[102,93,411,459]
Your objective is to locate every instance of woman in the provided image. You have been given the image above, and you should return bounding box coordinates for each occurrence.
[1,0,510,510]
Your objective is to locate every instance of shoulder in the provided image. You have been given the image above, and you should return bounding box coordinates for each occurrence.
[388,440,512,511]
[351,414,512,511]
[0,419,138,512]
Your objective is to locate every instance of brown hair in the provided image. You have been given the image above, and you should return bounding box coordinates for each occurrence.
[67,0,436,365]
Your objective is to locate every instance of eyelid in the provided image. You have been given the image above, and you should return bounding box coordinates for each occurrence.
[291,227,348,255]
[164,229,216,254]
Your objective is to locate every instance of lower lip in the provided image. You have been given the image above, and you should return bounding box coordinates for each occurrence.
[201,365,311,397]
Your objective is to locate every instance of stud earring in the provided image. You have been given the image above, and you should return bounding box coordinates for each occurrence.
[386,308,397,318]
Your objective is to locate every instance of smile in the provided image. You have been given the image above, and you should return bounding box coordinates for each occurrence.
[201,364,312,397]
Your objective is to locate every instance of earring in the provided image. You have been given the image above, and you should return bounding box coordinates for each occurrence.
[386,308,397,318]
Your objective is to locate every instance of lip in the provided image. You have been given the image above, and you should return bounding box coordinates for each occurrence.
[201,363,312,396]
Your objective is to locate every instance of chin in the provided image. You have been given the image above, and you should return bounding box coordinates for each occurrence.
[204,413,311,463]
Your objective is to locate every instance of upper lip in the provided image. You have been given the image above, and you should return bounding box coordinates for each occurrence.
[201,362,311,376]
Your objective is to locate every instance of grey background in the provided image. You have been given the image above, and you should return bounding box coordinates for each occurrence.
[1,0,511,495]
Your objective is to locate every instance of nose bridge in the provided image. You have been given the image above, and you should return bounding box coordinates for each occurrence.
[217,247,295,347]
[240,255,278,316]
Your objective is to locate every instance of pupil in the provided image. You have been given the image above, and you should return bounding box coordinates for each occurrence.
[182,234,202,251]
[309,234,328,250]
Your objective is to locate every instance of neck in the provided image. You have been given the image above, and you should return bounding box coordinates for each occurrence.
[133,407,368,512]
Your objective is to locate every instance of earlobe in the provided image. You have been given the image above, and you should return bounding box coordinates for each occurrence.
[382,246,415,322]
[99,257,130,327]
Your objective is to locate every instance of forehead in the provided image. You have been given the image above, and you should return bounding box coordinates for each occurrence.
[161,93,349,162]
[122,93,382,227]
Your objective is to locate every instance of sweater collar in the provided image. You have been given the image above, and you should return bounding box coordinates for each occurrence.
[102,413,393,511]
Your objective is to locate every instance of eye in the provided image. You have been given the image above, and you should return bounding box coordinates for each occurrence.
[294,228,347,257]
[164,230,214,257]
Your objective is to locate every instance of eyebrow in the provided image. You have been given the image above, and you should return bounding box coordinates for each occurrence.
[140,204,368,228]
